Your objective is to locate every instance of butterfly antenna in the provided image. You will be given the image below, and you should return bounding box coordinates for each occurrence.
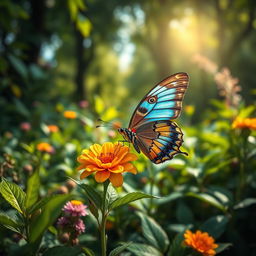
[96,118,113,128]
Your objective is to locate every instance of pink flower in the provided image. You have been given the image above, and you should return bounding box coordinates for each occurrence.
[57,216,69,228]
[78,100,89,108]
[63,200,88,217]
[20,122,31,131]
[74,219,85,234]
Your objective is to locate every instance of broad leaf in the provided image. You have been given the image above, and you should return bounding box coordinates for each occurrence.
[176,201,194,224]
[186,192,227,212]
[216,243,232,254]
[168,232,188,256]
[26,196,53,215]
[199,215,229,239]
[138,212,169,253]
[0,211,21,233]
[158,192,183,205]
[8,54,28,79]
[106,184,118,206]
[109,242,132,256]
[234,198,256,210]
[25,169,40,209]
[125,243,162,256]
[109,192,156,210]
[29,194,72,243]
[0,178,26,214]
[42,245,85,256]
[79,184,102,209]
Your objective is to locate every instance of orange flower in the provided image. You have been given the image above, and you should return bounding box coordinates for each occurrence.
[232,117,256,130]
[184,230,218,256]
[37,142,54,153]
[77,142,137,187]
[47,125,59,133]
[63,110,77,119]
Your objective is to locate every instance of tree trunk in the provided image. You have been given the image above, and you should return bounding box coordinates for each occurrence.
[74,29,86,101]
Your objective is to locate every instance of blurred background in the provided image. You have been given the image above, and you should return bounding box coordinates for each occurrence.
[1,0,256,128]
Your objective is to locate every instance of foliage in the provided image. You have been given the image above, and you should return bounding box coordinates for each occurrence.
[1,0,256,255]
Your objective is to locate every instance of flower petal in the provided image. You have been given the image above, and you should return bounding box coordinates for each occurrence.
[85,165,104,172]
[109,165,124,173]
[112,145,130,165]
[89,144,102,156]
[95,170,110,183]
[119,153,138,164]
[109,173,123,187]
[80,171,92,179]
[122,162,137,174]
[102,142,114,155]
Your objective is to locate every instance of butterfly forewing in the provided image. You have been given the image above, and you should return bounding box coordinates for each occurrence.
[128,72,189,130]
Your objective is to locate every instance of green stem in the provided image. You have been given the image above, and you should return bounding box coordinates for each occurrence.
[100,181,109,256]
[148,162,154,215]
[237,130,249,200]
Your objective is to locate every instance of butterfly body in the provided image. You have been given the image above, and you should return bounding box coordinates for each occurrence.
[118,72,189,164]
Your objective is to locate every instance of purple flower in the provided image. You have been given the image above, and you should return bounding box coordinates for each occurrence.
[74,219,85,234]
[63,200,88,217]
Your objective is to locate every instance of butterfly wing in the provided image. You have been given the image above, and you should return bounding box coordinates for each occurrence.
[134,120,187,164]
[129,72,189,130]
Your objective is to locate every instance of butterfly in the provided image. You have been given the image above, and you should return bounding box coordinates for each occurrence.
[118,72,189,164]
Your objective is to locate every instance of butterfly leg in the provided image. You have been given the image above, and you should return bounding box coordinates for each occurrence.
[118,140,129,146]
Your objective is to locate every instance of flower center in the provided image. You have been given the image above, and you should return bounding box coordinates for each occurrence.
[70,200,83,205]
[98,153,115,163]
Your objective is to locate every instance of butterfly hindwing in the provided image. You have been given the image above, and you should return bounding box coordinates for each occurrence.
[129,72,189,130]
[135,120,187,164]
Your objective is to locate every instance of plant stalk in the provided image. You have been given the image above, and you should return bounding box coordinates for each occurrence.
[100,181,109,256]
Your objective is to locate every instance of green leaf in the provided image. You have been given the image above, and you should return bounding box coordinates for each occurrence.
[168,232,187,256]
[238,105,255,118]
[138,212,169,253]
[109,242,133,256]
[125,243,162,256]
[176,201,194,224]
[25,169,40,209]
[0,178,26,214]
[42,246,84,256]
[79,184,102,209]
[76,16,92,37]
[109,192,156,211]
[29,194,72,243]
[88,201,99,220]
[186,192,227,212]
[8,54,28,79]
[20,143,34,153]
[234,198,256,209]
[158,192,183,205]
[26,196,53,215]
[106,184,118,206]
[82,247,95,256]
[199,215,229,239]
[0,211,21,233]
[215,243,232,254]
[13,98,30,117]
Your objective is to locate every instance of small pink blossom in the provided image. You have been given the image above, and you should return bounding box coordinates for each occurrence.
[78,100,89,108]
[63,200,88,217]
[57,216,69,228]
[74,219,85,234]
[20,122,31,131]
